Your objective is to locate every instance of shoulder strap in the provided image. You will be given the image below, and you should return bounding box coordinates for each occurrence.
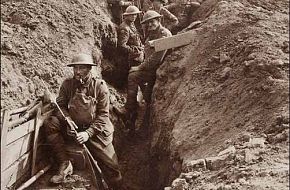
[93,78,103,99]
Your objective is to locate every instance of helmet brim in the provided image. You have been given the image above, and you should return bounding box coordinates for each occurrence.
[140,15,162,24]
[123,11,142,16]
[67,62,97,67]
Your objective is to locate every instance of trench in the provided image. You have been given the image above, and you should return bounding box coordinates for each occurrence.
[112,103,152,190]
[101,1,218,189]
[1,0,253,189]
[2,0,289,189]
[95,1,215,189]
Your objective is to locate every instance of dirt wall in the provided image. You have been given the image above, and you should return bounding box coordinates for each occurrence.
[148,0,289,189]
[1,0,117,109]
[1,0,289,189]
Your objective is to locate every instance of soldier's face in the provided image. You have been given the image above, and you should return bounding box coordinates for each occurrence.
[147,18,160,31]
[125,14,137,22]
[73,65,92,81]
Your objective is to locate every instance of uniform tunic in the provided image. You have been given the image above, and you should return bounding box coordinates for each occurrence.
[125,25,172,112]
[44,75,122,187]
[117,20,144,87]
[118,20,144,67]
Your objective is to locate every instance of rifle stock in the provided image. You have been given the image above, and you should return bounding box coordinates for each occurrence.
[42,80,109,189]
[58,107,109,189]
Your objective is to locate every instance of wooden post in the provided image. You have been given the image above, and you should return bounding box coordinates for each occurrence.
[16,164,52,190]
[1,110,10,172]
[1,110,10,190]
[31,107,42,176]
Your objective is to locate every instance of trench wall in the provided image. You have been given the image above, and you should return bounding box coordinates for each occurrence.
[148,0,289,189]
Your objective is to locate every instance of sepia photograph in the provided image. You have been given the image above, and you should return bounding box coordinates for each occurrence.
[1,0,289,189]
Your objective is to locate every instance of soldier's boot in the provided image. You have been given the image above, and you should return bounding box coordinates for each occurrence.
[46,133,73,184]
[50,160,73,184]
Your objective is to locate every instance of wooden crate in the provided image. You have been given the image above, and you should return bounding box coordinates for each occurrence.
[1,107,48,190]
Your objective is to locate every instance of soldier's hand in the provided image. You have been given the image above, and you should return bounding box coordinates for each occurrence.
[132,46,142,53]
[76,132,89,144]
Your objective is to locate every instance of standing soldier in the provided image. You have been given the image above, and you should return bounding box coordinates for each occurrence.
[115,10,172,137]
[43,53,122,189]
[117,5,145,87]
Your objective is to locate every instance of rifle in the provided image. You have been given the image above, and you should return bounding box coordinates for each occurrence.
[41,80,109,190]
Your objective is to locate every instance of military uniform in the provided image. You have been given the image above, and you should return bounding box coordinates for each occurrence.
[117,21,144,86]
[118,21,144,67]
[125,25,172,117]
[44,74,122,188]
[158,7,179,31]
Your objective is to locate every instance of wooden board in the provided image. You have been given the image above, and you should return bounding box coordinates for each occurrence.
[148,30,197,52]
[1,105,51,189]
[6,119,35,145]
[9,106,28,115]
[31,108,42,176]
[1,151,32,190]
[3,132,34,171]
[1,110,10,173]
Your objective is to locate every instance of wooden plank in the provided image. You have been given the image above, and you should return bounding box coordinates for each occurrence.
[148,30,197,52]
[9,106,28,116]
[17,164,52,190]
[6,119,35,145]
[9,117,29,129]
[31,108,42,176]
[3,132,34,172]
[0,110,3,124]
[1,151,32,190]
[1,110,10,173]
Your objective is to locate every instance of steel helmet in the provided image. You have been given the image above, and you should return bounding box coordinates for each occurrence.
[141,10,162,24]
[67,53,97,67]
[151,0,168,4]
[123,5,142,16]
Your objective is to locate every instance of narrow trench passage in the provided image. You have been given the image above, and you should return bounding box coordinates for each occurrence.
[115,102,153,190]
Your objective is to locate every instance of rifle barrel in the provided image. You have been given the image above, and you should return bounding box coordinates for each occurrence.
[41,79,109,189]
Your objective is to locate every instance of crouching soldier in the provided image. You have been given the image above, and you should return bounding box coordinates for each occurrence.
[43,53,122,189]
[115,10,172,137]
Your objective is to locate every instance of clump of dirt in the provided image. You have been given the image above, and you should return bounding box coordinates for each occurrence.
[149,0,289,189]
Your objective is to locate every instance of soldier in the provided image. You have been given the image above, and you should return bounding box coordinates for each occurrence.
[115,10,172,137]
[43,53,122,189]
[151,0,179,31]
[117,5,145,87]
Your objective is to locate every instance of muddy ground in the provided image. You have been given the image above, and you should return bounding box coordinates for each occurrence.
[1,0,289,190]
